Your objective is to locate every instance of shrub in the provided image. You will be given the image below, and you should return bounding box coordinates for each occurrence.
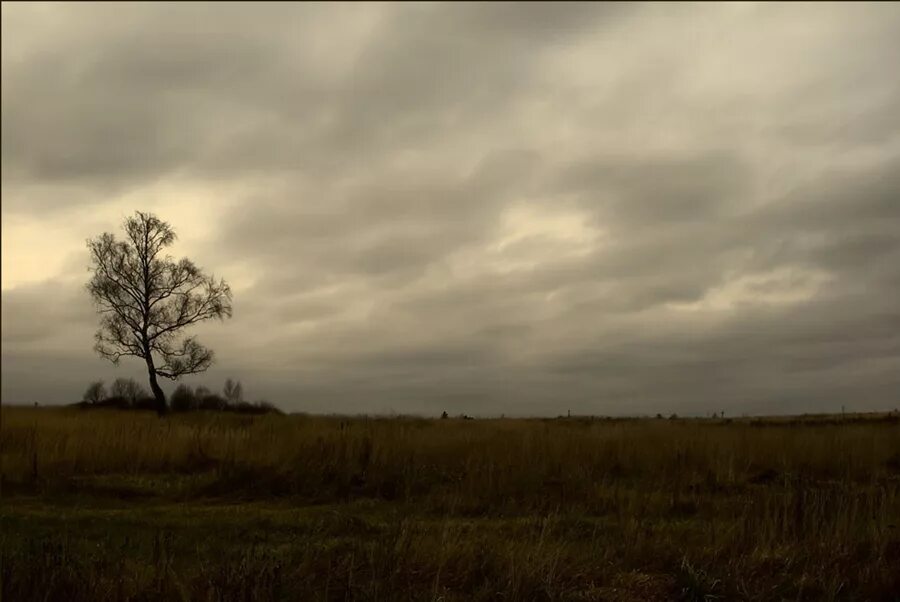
[198,393,227,412]
[223,378,244,405]
[76,380,282,415]
[109,378,148,408]
[82,381,106,405]
[170,384,197,412]
[255,400,283,415]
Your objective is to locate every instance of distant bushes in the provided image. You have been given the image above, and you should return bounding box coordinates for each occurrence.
[78,378,156,410]
[78,378,282,415]
[170,381,282,415]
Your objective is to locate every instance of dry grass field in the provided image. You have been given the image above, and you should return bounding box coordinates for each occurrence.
[2,406,899,601]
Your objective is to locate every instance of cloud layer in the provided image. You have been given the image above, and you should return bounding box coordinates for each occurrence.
[3,2,899,415]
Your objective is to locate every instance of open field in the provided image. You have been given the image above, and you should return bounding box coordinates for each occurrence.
[2,406,899,601]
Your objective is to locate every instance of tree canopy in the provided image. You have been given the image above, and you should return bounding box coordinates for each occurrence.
[86,211,232,414]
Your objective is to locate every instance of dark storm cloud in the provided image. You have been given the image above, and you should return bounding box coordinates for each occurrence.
[3,2,900,414]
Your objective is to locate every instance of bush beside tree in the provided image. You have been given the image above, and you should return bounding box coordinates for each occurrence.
[77,377,282,415]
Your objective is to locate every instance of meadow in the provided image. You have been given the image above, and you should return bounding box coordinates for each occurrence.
[1,406,898,601]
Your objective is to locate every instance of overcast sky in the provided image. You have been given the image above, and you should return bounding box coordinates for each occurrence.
[2,2,899,416]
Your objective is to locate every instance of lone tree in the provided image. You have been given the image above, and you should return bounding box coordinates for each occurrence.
[87,211,232,415]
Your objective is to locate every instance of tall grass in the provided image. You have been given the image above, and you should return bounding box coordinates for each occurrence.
[3,408,898,505]
[2,407,899,600]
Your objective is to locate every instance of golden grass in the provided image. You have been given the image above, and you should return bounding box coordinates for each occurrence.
[3,408,898,498]
[2,406,899,600]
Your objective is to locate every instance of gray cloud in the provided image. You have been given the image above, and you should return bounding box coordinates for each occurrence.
[3,2,900,415]
[1,280,95,346]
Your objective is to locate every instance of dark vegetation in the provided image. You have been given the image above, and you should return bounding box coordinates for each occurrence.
[87,212,232,415]
[74,377,282,415]
[2,407,898,601]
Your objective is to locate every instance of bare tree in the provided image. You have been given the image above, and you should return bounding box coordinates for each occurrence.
[83,380,107,404]
[87,211,232,415]
[110,377,148,407]
[223,378,244,405]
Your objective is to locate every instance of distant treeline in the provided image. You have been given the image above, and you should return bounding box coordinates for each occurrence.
[76,378,282,415]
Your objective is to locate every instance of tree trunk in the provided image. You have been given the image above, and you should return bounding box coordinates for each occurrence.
[146,358,167,416]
